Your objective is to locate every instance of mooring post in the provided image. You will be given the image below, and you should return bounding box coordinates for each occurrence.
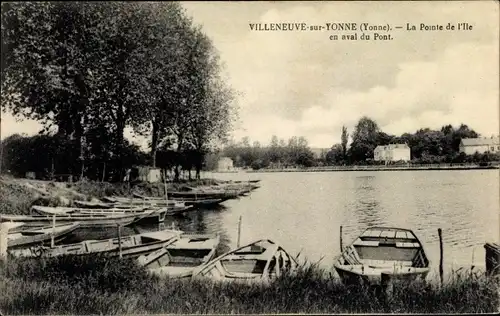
[340,225,343,252]
[237,216,242,248]
[51,214,56,248]
[438,228,444,285]
[117,224,122,259]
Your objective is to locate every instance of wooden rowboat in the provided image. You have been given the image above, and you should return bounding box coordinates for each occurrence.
[192,239,298,283]
[103,196,189,208]
[32,205,169,223]
[8,229,182,258]
[333,227,430,285]
[8,222,80,249]
[74,200,143,209]
[132,193,228,208]
[169,197,227,208]
[32,205,148,215]
[138,233,220,279]
[0,212,141,228]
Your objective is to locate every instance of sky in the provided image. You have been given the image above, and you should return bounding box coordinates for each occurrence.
[1,1,499,149]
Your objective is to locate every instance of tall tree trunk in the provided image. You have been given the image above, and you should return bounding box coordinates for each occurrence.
[116,106,126,182]
[151,119,159,168]
[174,134,184,182]
[74,72,89,181]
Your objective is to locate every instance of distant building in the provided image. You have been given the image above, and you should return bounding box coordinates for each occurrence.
[374,144,411,162]
[459,136,500,155]
[131,166,162,183]
[217,157,234,171]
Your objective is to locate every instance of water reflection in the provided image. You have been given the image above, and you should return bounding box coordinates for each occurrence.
[351,174,383,229]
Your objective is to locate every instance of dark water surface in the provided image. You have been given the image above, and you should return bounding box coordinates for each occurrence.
[70,170,499,278]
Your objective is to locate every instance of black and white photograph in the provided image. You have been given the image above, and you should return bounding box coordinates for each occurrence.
[0,0,499,314]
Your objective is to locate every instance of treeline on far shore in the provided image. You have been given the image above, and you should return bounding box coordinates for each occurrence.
[214,117,500,170]
[2,117,499,181]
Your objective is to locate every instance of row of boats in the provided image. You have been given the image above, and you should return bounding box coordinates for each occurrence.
[1,180,261,229]
[4,222,431,285]
[1,180,260,251]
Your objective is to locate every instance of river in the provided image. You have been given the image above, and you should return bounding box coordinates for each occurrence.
[73,169,499,278]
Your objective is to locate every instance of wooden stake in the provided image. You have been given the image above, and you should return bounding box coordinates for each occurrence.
[117,224,122,259]
[237,216,242,247]
[438,228,443,285]
[51,214,56,248]
[340,225,343,252]
[163,169,168,203]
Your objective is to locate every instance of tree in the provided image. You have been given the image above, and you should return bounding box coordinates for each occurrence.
[326,144,343,165]
[341,125,349,161]
[184,28,235,179]
[348,117,380,163]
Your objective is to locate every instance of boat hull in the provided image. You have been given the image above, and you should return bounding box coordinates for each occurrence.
[9,230,181,258]
[1,214,139,228]
[334,265,429,285]
[8,223,80,249]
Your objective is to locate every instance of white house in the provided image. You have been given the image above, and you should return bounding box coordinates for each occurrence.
[217,157,234,171]
[374,144,411,162]
[459,137,500,155]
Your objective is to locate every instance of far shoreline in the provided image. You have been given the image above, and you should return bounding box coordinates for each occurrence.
[213,164,500,174]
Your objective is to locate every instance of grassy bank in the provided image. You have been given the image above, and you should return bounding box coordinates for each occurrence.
[0,177,225,215]
[0,255,498,314]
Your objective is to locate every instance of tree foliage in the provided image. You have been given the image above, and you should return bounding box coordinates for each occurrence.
[1,2,236,181]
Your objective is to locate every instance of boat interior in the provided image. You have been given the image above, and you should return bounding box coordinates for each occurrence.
[142,234,219,269]
[197,240,296,280]
[338,227,429,270]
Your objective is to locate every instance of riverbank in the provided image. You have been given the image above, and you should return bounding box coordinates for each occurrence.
[0,176,228,215]
[0,255,498,314]
[245,163,499,173]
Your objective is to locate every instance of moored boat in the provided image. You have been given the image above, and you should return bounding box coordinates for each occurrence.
[333,227,430,285]
[74,200,140,209]
[169,197,228,208]
[103,196,189,209]
[32,205,181,223]
[192,239,298,283]
[8,229,182,258]
[130,193,228,208]
[0,212,141,228]
[8,222,80,249]
[167,187,240,200]
[138,233,220,278]
[32,205,148,215]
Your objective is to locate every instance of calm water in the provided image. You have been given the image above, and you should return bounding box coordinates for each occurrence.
[74,170,499,277]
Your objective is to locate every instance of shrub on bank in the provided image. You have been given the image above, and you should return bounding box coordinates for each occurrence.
[0,180,37,215]
[1,255,498,314]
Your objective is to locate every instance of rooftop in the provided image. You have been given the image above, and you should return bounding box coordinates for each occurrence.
[374,143,410,151]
